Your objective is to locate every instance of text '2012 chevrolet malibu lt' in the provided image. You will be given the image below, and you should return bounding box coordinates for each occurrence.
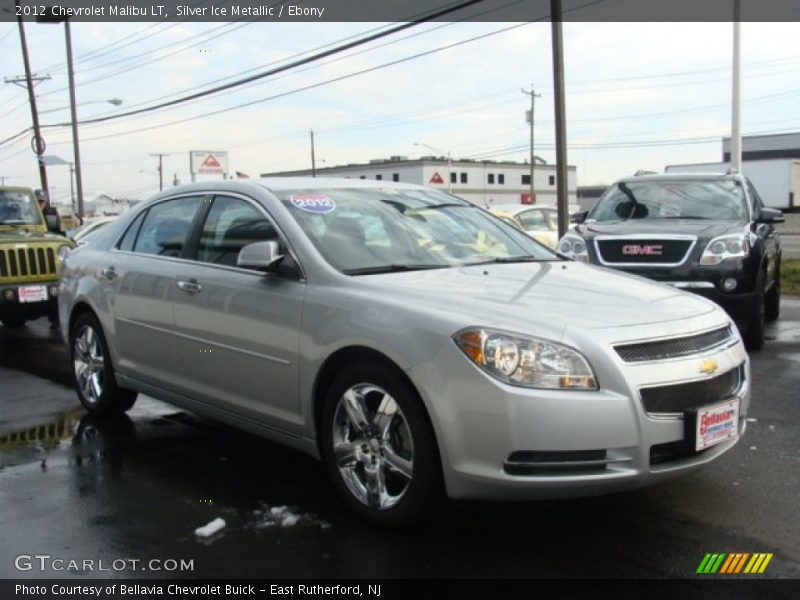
[59,178,749,524]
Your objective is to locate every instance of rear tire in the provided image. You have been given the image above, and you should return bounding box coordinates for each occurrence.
[320,362,442,526]
[70,312,137,414]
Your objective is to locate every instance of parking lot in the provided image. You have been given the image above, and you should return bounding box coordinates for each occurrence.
[1,300,799,580]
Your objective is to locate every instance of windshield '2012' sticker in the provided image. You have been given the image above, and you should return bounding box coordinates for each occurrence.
[290,194,336,213]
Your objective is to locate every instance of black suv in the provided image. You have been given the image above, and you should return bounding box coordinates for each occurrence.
[559,173,782,350]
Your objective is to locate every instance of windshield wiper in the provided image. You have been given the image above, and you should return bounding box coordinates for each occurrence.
[465,256,543,266]
[343,264,448,276]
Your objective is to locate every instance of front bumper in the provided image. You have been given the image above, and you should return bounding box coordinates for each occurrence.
[408,324,749,501]
[0,282,60,318]
[665,283,756,328]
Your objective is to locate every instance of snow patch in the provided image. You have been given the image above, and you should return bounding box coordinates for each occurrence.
[251,502,331,531]
[195,517,226,538]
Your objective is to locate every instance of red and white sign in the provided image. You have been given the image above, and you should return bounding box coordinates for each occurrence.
[18,285,48,303]
[521,192,537,205]
[429,172,444,185]
[190,150,229,176]
[695,399,740,451]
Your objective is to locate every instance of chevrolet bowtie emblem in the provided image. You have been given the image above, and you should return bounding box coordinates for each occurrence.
[699,358,719,376]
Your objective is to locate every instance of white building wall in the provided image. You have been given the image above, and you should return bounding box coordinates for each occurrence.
[263,159,577,208]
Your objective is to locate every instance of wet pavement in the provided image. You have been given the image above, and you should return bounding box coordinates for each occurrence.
[1,305,800,580]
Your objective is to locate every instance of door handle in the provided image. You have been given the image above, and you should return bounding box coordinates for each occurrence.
[177,279,202,294]
[100,266,117,280]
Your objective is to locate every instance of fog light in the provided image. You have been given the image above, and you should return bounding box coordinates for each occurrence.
[3,289,15,301]
[722,277,738,292]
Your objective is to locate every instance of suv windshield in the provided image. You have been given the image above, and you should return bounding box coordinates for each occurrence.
[279,187,556,274]
[589,179,747,222]
[0,189,43,227]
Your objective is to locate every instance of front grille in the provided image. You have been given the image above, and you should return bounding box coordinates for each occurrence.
[640,365,743,415]
[596,238,693,265]
[0,247,57,280]
[615,325,734,362]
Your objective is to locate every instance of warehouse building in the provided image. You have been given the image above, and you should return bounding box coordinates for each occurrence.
[261,156,577,208]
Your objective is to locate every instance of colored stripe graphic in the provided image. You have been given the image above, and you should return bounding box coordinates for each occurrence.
[700,553,773,574]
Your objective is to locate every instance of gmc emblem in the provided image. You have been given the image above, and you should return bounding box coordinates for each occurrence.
[621,244,663,256]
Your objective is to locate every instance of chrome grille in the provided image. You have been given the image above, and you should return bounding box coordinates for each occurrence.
[595,237,695,266]
[0,247,57,280]
[615,325,734,362]
[640,365,743,415]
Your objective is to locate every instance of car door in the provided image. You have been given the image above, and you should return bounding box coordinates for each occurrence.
[107,194,207,389]
[170,194,306,432]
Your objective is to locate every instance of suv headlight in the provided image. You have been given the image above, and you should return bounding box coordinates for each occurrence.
[57,244,72,260]
[700,234,749,266]
[454,328,597,390]
[557,233,589,262]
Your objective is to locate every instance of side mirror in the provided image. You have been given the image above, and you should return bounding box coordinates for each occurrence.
[571,210,588,224]
[758,207,784,224]
[45,214,61,233]
[237,241,284,271]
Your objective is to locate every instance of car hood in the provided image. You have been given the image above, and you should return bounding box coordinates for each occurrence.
[357,261,717,332]
[578,219,744,240]
[0,229,70,245]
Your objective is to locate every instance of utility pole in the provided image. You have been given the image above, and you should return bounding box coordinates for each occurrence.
[150,153,169,191]
[64,18,85,217]
[551,0,570,238]
[69,162,75,214]
[522,85,541,204]
[730,0,742,173]
[310,130,316,177]
[13,0,49,198]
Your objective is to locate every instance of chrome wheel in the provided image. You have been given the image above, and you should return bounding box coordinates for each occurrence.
[73,324,105,405]
[332,383,415,510]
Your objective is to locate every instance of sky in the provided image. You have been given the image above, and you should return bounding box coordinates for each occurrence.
[0,17,799,207]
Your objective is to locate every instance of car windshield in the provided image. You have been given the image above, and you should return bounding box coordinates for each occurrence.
[279,187,557,274]
[589,179,747,222]
[0,189,43,226]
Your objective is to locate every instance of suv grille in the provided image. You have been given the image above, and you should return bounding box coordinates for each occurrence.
[640,365,743,415]
[0,247,57,280]
[615,326,734,362]
[596,238,693,265]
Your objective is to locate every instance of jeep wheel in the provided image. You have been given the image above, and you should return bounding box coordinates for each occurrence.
[1,313,27,328]
[70,312,137,414]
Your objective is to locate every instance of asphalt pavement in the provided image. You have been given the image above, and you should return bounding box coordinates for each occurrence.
[1,304,799,581]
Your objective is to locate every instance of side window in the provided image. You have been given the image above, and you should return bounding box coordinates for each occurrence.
[197,196,280,267]
[747,181,764,217]
[518,209,547,230]
[117,211,146,252]
[132,196,202,257]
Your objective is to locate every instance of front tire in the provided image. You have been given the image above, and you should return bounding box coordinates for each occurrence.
[70,312,137,414]
[0,313,27,328]
[744,273,766,351]
[765,260,781,322]
[320,362,442,526]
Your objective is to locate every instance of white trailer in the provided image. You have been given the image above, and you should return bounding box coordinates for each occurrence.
[665,158,800,211]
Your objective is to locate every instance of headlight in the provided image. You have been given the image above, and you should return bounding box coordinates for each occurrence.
[453,328,598,390]
[700,233,749,266]
[57,244,72,261]
[557,233,589,262]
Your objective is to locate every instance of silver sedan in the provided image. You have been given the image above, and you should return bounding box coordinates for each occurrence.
[59,179,749,524]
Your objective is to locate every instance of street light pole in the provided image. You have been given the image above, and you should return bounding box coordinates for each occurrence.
[310,129,316,177]
[150,153,169,191]
[522,85,541,204]
[551,0,570,238]
[730,0,742,173]
[15,0,49,197]
[64,18,85,218]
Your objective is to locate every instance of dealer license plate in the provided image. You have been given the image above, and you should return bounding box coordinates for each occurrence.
[695,398,740,451]
[18,285,48,303]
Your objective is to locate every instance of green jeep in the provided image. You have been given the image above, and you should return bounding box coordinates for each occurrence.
[0,187,75,328]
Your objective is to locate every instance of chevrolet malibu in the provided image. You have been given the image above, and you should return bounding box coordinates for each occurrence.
[59,179,749,524]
